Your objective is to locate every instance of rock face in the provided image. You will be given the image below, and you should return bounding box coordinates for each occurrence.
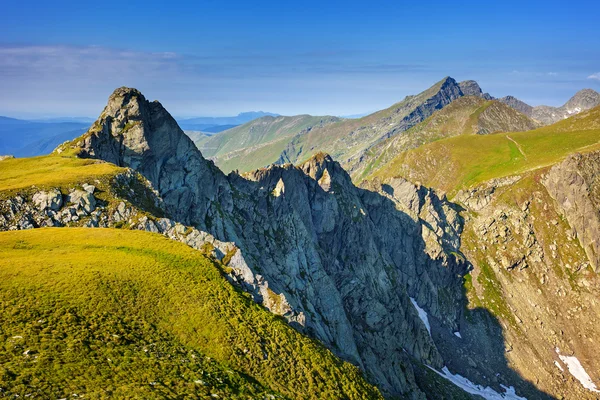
[68,87,233,229]
[458,80,493,100]
[454,169,600,400]
[498,95,534,117]
[543,150,600,272]
[56,88,475,399]
[500,89,600,125]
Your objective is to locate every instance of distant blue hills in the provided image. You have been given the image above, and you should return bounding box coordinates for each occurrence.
[0,116,89,157]
[176,111,279,132]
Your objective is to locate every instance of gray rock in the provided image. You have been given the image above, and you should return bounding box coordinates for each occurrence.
[543,150,600,271]
[67,190,96,213]
[32,189,63,211]
[82,183,96,193]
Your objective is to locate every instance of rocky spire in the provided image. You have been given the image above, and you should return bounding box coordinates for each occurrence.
[69,87,232,226]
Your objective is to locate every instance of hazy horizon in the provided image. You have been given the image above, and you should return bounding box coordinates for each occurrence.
[2,0,599,119]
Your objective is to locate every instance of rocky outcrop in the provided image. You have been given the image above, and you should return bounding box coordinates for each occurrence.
[459,80,493,100]
[543,150,600,272]
[455,171,600,400]
[60,87,233,229]
[500,89,600,125]
[498,96,534,117]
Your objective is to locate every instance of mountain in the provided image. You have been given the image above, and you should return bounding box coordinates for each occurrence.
[195,114,341,173]
[497,95,534,116]
[202,123,238,133]
[353,96,540,180]
[3,87,600,399]
[188,78,499,176]
[368,104,600,195]
[499,89,600,125]
[176,111,279,131]
[3,87,546,399]
[0,116,88,156]
[276,77,466,171]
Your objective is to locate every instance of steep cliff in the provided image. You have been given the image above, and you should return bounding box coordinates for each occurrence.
[543,150,600,272]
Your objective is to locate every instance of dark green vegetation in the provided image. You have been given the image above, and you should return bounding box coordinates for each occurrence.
[0,228,382,399]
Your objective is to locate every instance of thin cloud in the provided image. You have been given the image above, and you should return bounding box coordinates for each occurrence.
[588,72,600,81]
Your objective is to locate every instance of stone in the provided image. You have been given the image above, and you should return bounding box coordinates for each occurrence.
[32,189,63,211]
[82,183,96,193]
[67,190,96,213]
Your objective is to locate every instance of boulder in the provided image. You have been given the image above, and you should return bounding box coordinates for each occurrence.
[67,190,96,213]
[32,189,63,211]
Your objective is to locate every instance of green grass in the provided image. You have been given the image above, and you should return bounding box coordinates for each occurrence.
[0,155,123,192]
[0,228,382,399]
[371,120,600,196]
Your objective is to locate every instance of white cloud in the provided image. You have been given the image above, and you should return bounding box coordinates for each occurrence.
[588,72,600,81]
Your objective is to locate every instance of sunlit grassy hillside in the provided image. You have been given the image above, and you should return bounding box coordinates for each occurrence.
[0,228,382,399]
[369,106,600,195]
[0,155,123,193]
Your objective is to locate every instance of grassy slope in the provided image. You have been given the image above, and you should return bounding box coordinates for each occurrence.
[196,115,339,173]
[370,106,600,196]
[0,228,382,399]
[0,156,123,193]
[354,97,539,181]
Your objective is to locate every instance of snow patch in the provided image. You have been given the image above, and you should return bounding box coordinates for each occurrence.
[555,348,599,392]
[410,297,431,335]
[428,366,527,400]
[554,361,564,372]
[454,331,462,338]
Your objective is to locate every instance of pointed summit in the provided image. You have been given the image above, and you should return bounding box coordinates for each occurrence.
[63,87,230,225]
[564,88,600,112]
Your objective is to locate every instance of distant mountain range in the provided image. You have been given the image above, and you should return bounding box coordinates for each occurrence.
[196,78,600,175]
[176,111,279,132]
[499,89,600,124]
[0,116,89,157]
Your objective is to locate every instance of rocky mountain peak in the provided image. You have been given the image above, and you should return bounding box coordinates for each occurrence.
[65,87,231,226]
[458,80,493,100]
[299,152,337,181]
[564,88,600,112]
[498,95,534,117]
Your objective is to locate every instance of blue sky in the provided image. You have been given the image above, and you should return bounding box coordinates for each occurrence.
[1,0,599,118]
